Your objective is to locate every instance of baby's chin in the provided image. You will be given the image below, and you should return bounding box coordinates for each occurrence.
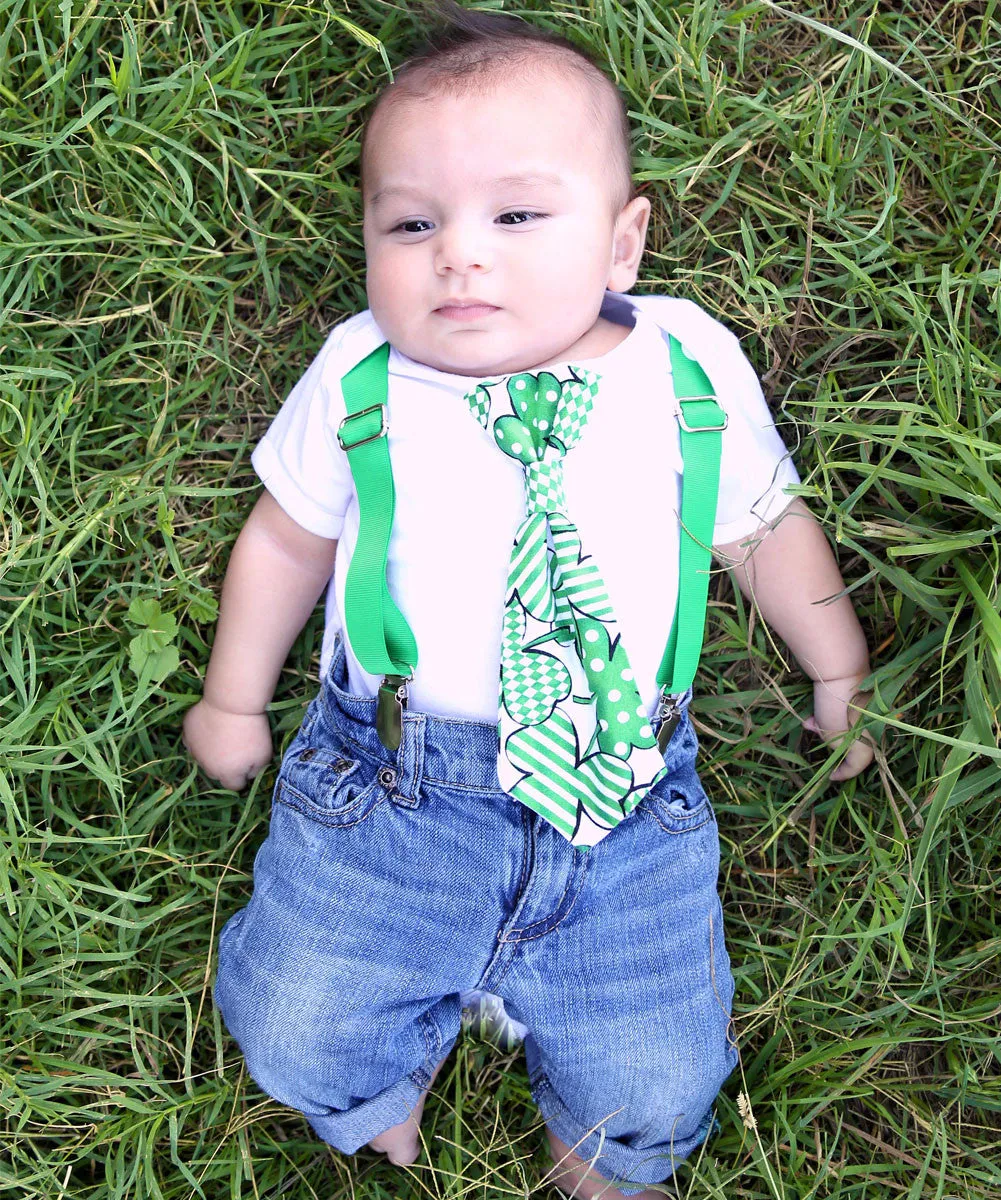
[396,331,582,380]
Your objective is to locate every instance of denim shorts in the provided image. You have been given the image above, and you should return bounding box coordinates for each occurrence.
[214,637,738,1195]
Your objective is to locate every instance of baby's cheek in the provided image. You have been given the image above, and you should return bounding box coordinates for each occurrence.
[367,262,412,332]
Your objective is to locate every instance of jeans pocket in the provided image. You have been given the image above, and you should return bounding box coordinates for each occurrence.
[640,775,715,835]
[274,745,388,829]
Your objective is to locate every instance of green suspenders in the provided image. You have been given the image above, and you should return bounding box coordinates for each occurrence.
[654,337,728,745]
[334,342,418,750]
[337,334,726,752]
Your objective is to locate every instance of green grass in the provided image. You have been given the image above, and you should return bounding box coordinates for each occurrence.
[2,0,1000,1196]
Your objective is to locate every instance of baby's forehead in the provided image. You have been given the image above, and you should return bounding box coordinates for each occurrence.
[362,70,615,196]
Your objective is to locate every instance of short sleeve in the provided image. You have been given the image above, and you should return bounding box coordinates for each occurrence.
[250,313,381,540]
[711,346,800,545]
[631,295,800,546]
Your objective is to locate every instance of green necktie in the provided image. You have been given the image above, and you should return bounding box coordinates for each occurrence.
[465,366,668,848]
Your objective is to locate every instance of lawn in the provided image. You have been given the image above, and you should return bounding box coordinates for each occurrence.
[2,1,999,1197]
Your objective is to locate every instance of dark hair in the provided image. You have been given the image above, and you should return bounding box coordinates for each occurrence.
[359,0,634,210]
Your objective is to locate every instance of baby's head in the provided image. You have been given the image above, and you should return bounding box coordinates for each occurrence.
[360,2,650,377]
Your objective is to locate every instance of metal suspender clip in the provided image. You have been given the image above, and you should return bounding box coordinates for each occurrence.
[376,673,410,753]
[337,403,388,451]
[676,397,728,434]
[656,690,683,753]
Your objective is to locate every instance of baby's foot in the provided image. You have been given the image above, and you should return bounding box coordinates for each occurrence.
[367,1120,420,1166]
[367,1055,447,1165]
[543,1129,668,1199]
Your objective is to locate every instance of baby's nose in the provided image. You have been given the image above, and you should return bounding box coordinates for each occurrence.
[434,222,493,274]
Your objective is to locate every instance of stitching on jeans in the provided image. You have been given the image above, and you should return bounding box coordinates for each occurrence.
[484,952,517,995]
[424,1008,441,1062]
[412,713,427,798]
[407,1009,442,1093]
[637,800,713,836]
[491,809,539,951]
[274,779,386,829]
[421,776,506,794]
[298,703,319,743]
[397,713,423,800]
[503,851,589,942]
[708,900,740,1062]
[533,1079,629,1167]
[313,721,508,794]
[322,726,381,762]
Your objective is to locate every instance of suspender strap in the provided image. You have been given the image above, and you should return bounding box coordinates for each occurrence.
[337,342,418,680]
[656,335,727,695]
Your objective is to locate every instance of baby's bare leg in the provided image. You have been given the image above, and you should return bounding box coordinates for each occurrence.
[543,1129,668,1200]
[366,1055,449,1165]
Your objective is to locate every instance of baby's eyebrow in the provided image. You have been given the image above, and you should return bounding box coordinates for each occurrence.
[369,172,566,207]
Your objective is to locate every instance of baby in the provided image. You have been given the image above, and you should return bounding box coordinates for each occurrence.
[183,4,873,1197]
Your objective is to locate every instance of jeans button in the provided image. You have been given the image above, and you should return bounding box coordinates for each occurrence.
[377,766,397,789]
[333,758,352,773]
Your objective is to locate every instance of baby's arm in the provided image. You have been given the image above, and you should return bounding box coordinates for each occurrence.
[714,497,874,780]
[182,490,338,790]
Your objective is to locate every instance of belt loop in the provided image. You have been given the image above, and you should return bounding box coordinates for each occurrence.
[396,710,425,801]
[326,633,348,691]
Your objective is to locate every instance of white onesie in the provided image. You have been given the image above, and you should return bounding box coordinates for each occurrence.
[251,289,800,722]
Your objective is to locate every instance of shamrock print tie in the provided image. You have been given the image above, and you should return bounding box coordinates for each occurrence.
[465,366,668,847]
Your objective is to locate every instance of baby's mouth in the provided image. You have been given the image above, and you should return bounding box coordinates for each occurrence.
[435,301,500,322]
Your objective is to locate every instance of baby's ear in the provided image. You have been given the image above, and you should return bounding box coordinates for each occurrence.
[607,197,651,292]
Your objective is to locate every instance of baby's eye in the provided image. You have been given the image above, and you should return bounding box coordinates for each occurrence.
[497,210,544,225]
[393,219,434,234]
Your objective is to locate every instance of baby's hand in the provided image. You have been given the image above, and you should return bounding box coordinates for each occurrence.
[182,699,273,791]
[802,677,875,781]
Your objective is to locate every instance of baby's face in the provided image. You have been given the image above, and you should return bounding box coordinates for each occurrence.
[363,72,642,377]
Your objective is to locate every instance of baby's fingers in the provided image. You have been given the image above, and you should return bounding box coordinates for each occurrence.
[182,703,273,791]
[829,737,875,781]
[801,714,875,780]
[213,759,264,791]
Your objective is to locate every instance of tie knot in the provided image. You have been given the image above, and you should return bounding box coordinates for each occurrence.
[525,450,566,515]
[491,370,564,467]
[464,366,601,462]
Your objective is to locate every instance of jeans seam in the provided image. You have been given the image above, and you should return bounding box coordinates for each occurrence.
[274,778,386,829]
[482,952,517,996]
[397,711,424,800]
[313,718,508,795]
[710,899,740,1066]
[502,851,589,942]
[421,775,506,795]
[638,803,714,836]
[415,1009,442,1086]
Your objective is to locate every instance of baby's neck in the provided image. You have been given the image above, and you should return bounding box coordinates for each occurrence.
[534,315,632,369]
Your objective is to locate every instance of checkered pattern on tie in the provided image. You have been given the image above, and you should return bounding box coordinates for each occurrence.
[468,383,494,429]
[525,447,566,515]
[551,374,599,449]
[500,605,570,726]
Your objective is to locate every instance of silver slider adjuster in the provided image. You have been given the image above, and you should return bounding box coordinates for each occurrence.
[675,396,728,434]
[337,402,388,451]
